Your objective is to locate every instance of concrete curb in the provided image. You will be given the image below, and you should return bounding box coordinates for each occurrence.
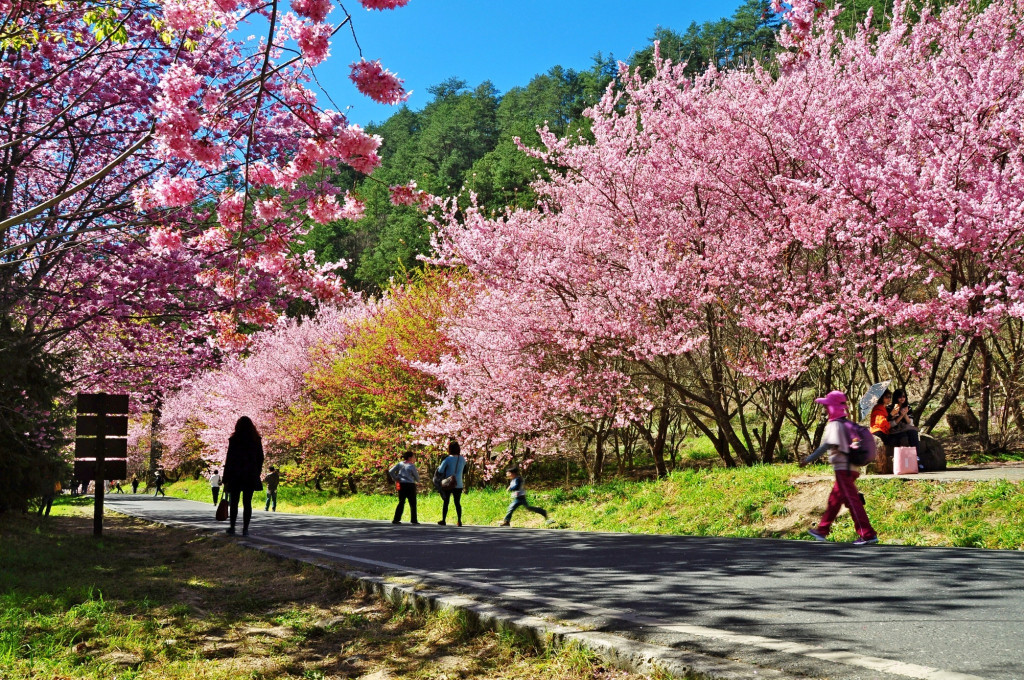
[127,513,794,679]
[249,539,794,680]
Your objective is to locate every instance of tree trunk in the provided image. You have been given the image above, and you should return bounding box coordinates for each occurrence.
[921,337,979,432]
[148,400,162,479]
[980,341,992,452]
[592,431,606,484]
[652,407,670,478]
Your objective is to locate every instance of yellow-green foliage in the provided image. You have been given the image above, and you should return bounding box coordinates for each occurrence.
[276,270,459,481]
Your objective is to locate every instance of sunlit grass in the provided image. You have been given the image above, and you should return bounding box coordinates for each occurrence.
[0,505,641,680]
[164,467,1024,549]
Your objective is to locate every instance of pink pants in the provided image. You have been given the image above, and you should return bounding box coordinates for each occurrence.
[816,470,876,540]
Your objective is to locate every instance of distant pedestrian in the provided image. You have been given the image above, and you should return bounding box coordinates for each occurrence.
[800,391,878,545]
[209,468,222,505]
[131,476,139,494]
[222,416,264,536]
[389,450,420,524]
[153,468,166,497]
[500,467,547,526]
[264,465,279,511]
[436,440,467,526]
[112,480,125,494]
[38,480,59,516]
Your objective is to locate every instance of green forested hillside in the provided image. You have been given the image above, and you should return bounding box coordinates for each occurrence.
[305,0,782,291]
[304,0,942,292]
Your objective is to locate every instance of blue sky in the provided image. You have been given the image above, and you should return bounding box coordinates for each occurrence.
[320,1,744,126]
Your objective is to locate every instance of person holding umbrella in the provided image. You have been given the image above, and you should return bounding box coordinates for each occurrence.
[800,391,878,544]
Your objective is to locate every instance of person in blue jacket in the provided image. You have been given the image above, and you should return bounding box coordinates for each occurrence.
[436,440,467,526]
[500,467,547,526]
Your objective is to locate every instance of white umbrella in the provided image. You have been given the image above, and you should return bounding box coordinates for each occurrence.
[859,380,892,420]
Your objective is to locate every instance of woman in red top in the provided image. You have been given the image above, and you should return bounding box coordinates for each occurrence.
[870,390,914,452]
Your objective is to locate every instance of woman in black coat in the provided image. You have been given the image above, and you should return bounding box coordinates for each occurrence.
[222,416,264,536]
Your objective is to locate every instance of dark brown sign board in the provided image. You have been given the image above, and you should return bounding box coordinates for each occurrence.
[75,437,128,459]
[75,392,130,537]
[75,415,129,438]
[74,459,128,482]
[77,393,130,415]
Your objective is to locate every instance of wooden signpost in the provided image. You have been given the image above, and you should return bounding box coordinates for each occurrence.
[75,393,129,537]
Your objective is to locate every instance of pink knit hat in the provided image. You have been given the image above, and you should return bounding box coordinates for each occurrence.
[814,390,849,420]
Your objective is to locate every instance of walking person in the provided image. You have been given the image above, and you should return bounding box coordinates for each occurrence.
[112,480,124,494]
[209,468,222,505]
[131,476,139,494]
[800,391,878,544]
[152,468,166,497]
[436,440,467,526]
[389,450,420,524]
[222,416,265,536]
[38,480,59,516]
[500,467,547,526]
[264,465,279,511]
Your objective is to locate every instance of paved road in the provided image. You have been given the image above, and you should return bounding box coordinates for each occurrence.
[107,496,1024,680]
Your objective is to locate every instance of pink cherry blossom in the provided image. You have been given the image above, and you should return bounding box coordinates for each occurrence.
[359,0,409,10]
[291,0,332,22]
[350,59,410,105]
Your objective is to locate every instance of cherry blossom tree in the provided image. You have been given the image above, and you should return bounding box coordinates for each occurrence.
[0,0,412,403]
[427,0,1024,464]
[159,302,367,470]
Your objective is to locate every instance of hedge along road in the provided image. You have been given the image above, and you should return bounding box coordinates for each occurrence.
[106,496,1022,680]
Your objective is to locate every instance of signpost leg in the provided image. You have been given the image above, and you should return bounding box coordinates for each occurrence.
[94,409,106,537]
[94,455,105,537]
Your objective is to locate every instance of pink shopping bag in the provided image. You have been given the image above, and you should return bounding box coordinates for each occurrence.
[893,446,918,475]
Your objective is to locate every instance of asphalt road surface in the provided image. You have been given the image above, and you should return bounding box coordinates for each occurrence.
[107,496,1024,680]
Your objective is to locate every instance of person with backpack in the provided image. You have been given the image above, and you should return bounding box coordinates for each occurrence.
[800,390,879,545]
[209,468,222,505]
[436,440,467,526]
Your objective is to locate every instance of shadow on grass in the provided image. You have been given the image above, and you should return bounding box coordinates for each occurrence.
[0,510,631,680]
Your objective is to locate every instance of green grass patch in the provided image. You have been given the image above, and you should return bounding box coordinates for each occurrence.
[165,465,1024,548]
[0,504,640,680]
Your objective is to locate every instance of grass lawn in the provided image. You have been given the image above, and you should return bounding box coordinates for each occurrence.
[166,466,1024,549]
[0,499,641,680]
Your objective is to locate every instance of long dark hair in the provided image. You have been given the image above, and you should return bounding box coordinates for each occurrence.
[892,388,909,405]
[448,440,461,457]
[231,416,261,442]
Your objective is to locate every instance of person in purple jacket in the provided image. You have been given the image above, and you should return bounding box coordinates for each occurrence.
[800,391,878,545]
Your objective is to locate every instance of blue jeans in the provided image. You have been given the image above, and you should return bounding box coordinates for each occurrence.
[503,495,547,524]
[265,489,277,511]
